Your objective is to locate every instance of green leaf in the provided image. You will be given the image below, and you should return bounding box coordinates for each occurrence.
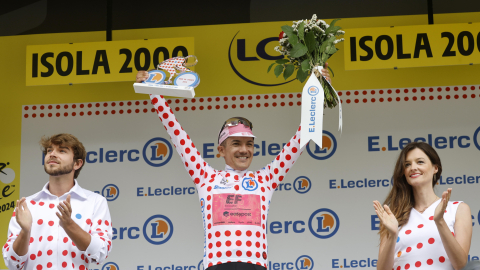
[291,43,308,58]
[298,22,305,41]
[275,59,289,64]
[274,65,284,78]
[329,19,341,28]
[305,31,316,52]
[326,46,338,55]
[327,66,335,77]
[297,67,309,83]
[267,62,276,73]
[281,25,295,38]
[326,26,342,36]
[289,34,299,46]
[301,59,310,72]
[283,64,295,80]
[321,53,329,63]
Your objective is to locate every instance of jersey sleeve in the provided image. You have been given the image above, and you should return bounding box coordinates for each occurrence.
[2,213,29,270]
[84,196,112,265]
[149,94,213,187]
[264,125,304,190]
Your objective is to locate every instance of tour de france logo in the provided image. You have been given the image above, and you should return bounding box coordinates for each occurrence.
[306,130,337,160]
[143,138,173,167]
[143,215,174,245]
[308,208,340,239]
[102,184,119,201]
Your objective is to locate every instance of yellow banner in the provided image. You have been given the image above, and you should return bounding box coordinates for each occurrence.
[26,38,194,86]
[344,23,480,70]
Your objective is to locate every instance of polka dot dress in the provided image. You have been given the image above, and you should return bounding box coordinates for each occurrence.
[394,200,462,270]
[150,94,304,268]
[2,180,113,270]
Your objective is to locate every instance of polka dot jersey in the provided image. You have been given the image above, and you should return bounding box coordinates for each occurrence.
[394,200,463,270]
[2,180,112,270]
[150,94,304,268]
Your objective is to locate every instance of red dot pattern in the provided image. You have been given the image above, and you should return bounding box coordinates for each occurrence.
[22,85,480,118]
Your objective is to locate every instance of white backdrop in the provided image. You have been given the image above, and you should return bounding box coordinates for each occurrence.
[19,85,480,270]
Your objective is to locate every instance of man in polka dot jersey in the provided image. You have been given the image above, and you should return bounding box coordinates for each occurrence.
[135,69,330,270]
[2,134,112,270]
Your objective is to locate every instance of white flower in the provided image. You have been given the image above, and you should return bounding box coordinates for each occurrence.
[318,20,326,26]
[333,38,345,44]
[311,14,317,21]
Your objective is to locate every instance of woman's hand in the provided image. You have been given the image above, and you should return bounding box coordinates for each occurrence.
[322,63,331,84]
[136,70,149,83]
[373,200,398,237]
[434,188,452,223]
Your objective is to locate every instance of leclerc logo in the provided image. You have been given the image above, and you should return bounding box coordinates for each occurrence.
[143,138,173,167]
[293,176,311,194]
[228,31,294,87]
[308,208,340,239]
[242,177,258,191]
[308,86,319,96]
[296,255,314,270]
[143,215,174,245]
[198,260,204,270]
[102,262,119,270]
[102,184,119,201]
[306,130,337,160]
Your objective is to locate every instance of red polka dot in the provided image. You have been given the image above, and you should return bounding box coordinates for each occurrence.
[80,266,85,270]
[47,236,53,241]
[405,264,410,269]
[427,259,433,265]
[246,241,252,247]
[226,240,231,246]
[236,230,242,236]
[417,224,424,228]
[49,204,55,209]
[30,254,36,260]
[62,250,68,256]
[428,238,435,244]
[37,251,42,257]
[215,231,221,237]
[236,251,242,256]
[62,262,67,268]
[63,237,68,243]
[216,251,222,257]
[417,243,423,249]
[396,266,400,270]
[48,221,54,226]
[405,230,411,235]
[47,250,53,256]
[37,264,43,270]
[439,256,445,263]
[37,219,43,225]
[236,240,242,246]
[226,251,232,257]
[415,261,421,267]
[429,216,434,220]
[406,247,412,253]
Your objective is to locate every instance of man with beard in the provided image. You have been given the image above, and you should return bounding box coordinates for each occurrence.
[2,134,112,270]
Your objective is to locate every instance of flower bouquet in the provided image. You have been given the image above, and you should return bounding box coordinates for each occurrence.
[268,15,345,109]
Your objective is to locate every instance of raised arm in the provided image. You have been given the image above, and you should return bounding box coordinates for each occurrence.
[264,125,303,189]
[373,201,398,270]
[434,189,472,270]
[137,70,213,186]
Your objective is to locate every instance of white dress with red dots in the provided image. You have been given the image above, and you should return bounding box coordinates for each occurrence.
[2,180,112,270]
[149,94,304,269]
[393,200,463,270]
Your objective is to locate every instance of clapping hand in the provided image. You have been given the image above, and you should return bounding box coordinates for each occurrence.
[15,198,32,233]
[434,188,452,223]
[57,195,74,229]
[373,200,399,237]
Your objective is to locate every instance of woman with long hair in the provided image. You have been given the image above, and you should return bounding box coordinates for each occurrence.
[373,142,472,270]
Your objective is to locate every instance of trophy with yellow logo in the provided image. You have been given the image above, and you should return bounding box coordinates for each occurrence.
[133,55,200,98]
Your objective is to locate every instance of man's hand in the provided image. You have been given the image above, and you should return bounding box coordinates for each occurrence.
[57,195,74,229]
[15,198,32,233]
[322,63,331,84]
[136,70,149,83]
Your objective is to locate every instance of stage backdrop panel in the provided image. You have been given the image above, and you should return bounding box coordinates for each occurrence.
[19,85,480,270]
